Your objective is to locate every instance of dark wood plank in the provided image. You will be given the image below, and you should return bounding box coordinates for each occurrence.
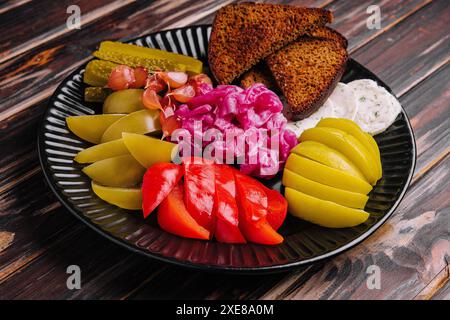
[351,1,450,96]
[0,0,135,64]
[328,0,433,52]
[0,0,32,15]
[0,0,235,122]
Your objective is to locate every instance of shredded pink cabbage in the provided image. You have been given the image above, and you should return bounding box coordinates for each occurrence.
[174,84,297,178]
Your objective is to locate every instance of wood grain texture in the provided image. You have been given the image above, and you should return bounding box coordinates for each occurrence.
[0,0,448,300]
[0,0,32,15]
[0,0,134,64]
[352,0,450,96]
[0,0,235,122]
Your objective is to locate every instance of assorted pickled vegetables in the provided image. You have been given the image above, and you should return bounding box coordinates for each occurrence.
[64,39,388,245]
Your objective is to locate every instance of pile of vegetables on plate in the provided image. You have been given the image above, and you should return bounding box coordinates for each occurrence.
[66,40,385,245]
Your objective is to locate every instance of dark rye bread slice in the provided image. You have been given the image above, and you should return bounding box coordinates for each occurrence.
[240,27,347,89]
[208,2,333,84]
[266,38,348,120]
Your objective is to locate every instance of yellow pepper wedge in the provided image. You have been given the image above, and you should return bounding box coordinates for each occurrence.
[92,181,142,210]
[285,187,370,228]
[290,140,367,181]
[365,132,382,180]
[74,139,129,163]
[282,169,368,209]
[285,153,372,194]
[82,154,145,187]
[316,118,382,181]
[67,114,125,144]
[299,127,378,185]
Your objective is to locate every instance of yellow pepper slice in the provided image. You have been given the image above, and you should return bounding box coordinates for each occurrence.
[282,169,368,209]
[291,140,367,181]
[285,153,372,194]
[285,187,370,228]
[300,127,378,185]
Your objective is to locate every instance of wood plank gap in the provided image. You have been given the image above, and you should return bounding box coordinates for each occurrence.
[413,256,450,300]
[412,147,450,185]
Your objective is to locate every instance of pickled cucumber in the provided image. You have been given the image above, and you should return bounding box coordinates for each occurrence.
[83,154,145,187]
[67,114,125,144]
[93,41,202,73]
[85,87,111,102]
[103,89,144,114]
[74,139,129,163]
[101,109,161,143]
[122,133,176,168]
[84,60,118,87]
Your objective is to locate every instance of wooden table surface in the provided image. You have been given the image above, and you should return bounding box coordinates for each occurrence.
[0,0,449,300]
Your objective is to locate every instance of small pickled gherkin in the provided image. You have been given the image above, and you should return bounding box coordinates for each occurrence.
[84,60,118,87]
[93,41,203,73]
[103,89,144,114]
[85,87,111,102]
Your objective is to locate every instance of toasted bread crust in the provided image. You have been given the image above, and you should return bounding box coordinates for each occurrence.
[309,26,348,48]
[239,27,347,90]
[208,2,332,84]
[266,38,348,120]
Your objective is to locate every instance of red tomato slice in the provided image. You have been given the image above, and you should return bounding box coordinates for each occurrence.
[234,172,283,245]
[214,165,246,244]
[141,163,183,218]
[263,187,288,231]
[157,183,210,240]
[183,158,215,233]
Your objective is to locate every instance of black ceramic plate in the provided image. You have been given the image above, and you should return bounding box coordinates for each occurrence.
[38,25,416,273]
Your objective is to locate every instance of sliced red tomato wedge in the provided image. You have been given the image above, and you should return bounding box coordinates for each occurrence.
[141,163,183,218]
[157,183,210,240]
[234,171,283,245]
[263,187,288,231]
[213,165,246,244]
[182,157,215,233]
